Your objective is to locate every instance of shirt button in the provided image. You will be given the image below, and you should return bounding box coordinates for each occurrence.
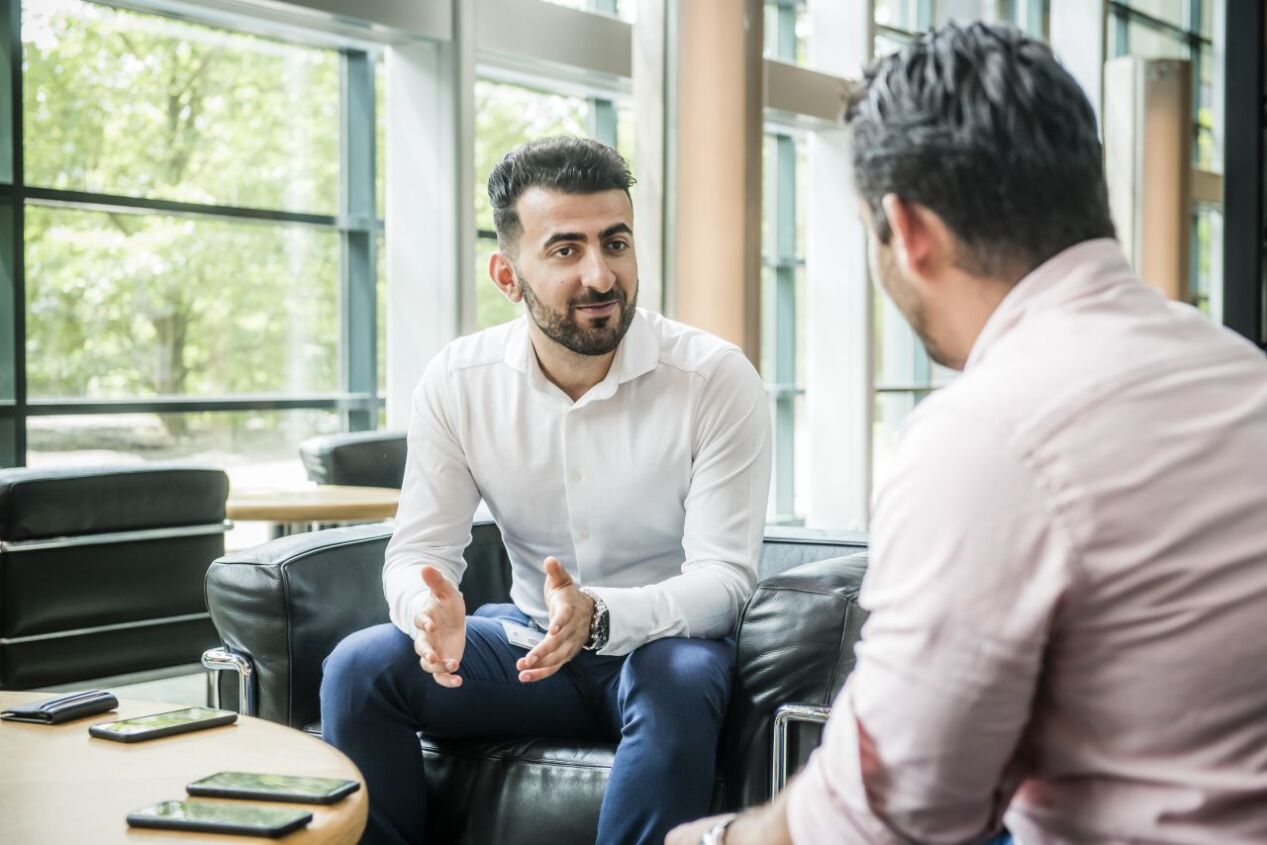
[570,470,582,483]
[578,530,590,541]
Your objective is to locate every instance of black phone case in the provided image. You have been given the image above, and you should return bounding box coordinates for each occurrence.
[187,779,360,805]
[126,807,312,838]
[89,709,237,743]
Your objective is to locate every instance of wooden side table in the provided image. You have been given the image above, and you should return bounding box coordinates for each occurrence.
[226,484,400,536]
[0,693,367,844]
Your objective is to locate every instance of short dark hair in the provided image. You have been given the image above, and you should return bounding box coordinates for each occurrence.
[487,136,635,252]
[847,21,1115,277]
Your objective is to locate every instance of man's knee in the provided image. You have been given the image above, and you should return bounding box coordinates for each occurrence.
[322,623,415,704]
[622,638,734,717]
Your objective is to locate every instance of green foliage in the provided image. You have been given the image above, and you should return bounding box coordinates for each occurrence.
[21,0,343,404]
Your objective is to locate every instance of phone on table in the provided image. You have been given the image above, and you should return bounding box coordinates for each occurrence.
[187,771,361,805]
[89,706,237,743]
[126,800,312,837]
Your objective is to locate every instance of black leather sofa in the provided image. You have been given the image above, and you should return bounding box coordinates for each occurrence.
[0,464,228,689]
[298,430,407,489]
[204,521,868,844]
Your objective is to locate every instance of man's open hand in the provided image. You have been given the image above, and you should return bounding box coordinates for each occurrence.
[516,557,594,683]
[413,565,467,688]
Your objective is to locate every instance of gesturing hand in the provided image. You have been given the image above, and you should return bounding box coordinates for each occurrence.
[413,565,467,688]
[516,557,594,684]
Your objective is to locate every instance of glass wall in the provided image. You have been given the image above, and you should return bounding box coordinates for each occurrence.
[2,0,384,487]
[762,0,809,522]
[1108,0,1221,315]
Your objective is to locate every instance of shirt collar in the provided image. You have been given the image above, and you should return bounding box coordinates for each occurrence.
[965,238,1132,370]
[502,308,659,403]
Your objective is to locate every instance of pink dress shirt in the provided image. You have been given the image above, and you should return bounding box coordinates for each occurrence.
[787,239,1267,843]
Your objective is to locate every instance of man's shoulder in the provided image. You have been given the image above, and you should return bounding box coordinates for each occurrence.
[437,319,523,375]
[638,309,744,379]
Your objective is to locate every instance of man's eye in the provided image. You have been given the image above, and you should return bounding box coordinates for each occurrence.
[555,246,575,258]
[607,240,628,251]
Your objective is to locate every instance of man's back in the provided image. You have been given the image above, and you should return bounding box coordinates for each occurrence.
[926,239,1267,839]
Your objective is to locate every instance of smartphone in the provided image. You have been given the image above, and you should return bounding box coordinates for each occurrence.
[89,706,237,743]
[127,800,312,837]
[188,771,361,805]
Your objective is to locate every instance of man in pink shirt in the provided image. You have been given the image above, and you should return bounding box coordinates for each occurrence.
[669,20,1267,845]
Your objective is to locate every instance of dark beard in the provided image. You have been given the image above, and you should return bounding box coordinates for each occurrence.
[516,271,638,356]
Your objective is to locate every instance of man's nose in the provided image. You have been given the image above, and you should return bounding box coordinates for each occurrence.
[579,249,616,292]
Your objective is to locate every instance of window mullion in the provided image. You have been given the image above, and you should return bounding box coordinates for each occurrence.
[773,133,797,521]
[340,48,376,432]
[1,0,24,467]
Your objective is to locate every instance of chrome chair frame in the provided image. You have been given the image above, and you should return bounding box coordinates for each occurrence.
[771,702,833,798]
[202,646,257,716]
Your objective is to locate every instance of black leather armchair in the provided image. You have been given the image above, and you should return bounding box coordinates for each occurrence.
[0,464,229,689]
[204,522,867,844]
[298,431,407,489]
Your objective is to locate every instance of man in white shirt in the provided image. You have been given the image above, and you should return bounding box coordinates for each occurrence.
[321,136,772,845]
[669,20,1267,845]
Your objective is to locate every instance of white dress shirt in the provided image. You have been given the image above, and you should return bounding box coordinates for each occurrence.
[788,239,1267,843]
[383,308,772,656]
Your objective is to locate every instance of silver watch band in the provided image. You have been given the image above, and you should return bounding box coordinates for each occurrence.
[579,587,609,651]
[700,817,734,845]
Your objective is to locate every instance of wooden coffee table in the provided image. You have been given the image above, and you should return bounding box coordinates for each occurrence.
[0,692,367,844]
[226,484,400,536]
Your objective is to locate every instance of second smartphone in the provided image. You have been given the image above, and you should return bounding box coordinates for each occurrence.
[188,771,361,805]
[89,707,237,743]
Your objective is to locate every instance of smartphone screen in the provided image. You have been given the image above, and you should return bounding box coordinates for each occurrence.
[90,706,235,740]
[188,771,360,804]
[127,800,312,836]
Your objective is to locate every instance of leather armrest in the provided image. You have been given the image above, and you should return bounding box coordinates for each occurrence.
[205,523,395,728]
[205,520,513,729]
[720,552,868,808]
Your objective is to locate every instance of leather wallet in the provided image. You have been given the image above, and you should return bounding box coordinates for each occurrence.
[1,689,119,724]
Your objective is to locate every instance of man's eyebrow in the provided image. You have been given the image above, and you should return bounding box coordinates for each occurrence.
[542,231,585,250]
[540,223,632,250]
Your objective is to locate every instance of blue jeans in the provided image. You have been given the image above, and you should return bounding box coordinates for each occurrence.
[320,603,734,845]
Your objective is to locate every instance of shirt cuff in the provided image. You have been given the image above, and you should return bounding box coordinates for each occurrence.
[399,591,428,639]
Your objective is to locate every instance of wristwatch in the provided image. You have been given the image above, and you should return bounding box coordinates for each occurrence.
[701,817,734,845]
[579,587,609,652]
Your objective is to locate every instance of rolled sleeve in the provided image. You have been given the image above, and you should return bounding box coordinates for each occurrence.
[588,350,771,656]
[382,349,482,637]
[787,406,1076,842]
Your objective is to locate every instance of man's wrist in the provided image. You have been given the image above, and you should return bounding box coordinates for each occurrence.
[579,587,610,651]
[700,816,735,845]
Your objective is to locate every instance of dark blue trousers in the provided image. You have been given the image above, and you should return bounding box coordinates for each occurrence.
[320,603,734,845]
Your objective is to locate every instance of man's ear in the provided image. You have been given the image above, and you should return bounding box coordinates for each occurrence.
[880,194,952,282]
[489,251,522,303]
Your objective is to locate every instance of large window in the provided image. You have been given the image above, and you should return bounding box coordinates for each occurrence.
[761,0,810,523]
[760,129,807,523]
[1,0,384,486]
